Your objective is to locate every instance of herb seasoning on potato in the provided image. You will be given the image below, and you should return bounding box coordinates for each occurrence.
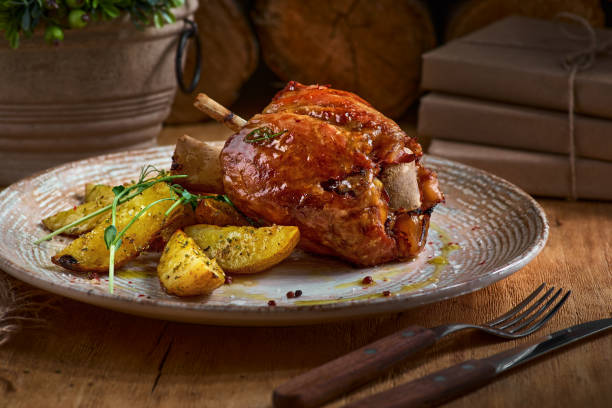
[184,225,300,274]
[158,230,225,296]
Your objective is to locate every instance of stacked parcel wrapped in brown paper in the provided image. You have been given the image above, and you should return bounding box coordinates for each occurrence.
[422,16,612,119]
[420,94,612,162]
[419,16,612,200]
[428,140,612,200]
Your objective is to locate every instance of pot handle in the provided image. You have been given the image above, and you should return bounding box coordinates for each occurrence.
[175,18,202,94]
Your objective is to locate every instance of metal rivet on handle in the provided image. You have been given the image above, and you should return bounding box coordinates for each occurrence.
[434,376,446,382]
[461,364,475,370]
[402,330,415,337]
[364,348,377,355]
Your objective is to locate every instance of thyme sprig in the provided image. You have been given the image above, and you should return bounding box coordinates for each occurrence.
[35,164,234,294]
[244,127,287,143]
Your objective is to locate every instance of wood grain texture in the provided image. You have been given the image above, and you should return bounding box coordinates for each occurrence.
[273,326,437,408]
[343,359,497,408]
[0,128,610,407]
[166,0,258,124]
[445,0,604,40]
[252,0,436,118]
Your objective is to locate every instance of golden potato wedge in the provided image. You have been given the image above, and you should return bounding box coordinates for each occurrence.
[195,197,249,226]
[184,225,300,274]
[84,184,113,203]
[171,135,225,193]
[148,204,197,252]
[158,230,225,296]
[51,182,178,272]
[42,184,115,236]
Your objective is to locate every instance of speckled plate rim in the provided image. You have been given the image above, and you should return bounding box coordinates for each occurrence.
[0,146,548,326]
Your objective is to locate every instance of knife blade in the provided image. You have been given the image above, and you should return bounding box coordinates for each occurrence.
[343,318,612,408]
[486,317,612,373]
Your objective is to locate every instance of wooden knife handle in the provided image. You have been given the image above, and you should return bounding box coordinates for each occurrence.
[342,359,498,408]
[273,325,437,408]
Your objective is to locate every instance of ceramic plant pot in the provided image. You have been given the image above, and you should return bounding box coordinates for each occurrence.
[0,0,198,185]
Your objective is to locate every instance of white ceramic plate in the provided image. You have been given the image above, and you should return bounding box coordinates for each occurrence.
[0,146,548,326]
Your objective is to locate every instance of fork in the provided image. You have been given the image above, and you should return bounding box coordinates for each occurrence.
[273,283,570,408]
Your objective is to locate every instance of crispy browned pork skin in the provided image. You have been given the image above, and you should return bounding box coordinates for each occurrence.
[221,82,443,266]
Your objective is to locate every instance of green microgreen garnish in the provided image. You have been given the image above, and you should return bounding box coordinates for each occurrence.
[111,185,125,196]
[34,164,235,294]
[105,196,176,293]
[244,127,287,143]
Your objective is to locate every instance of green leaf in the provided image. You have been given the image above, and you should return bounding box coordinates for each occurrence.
[159,9,174,24]
[112,185,126,196]
[104,225,117,249]
[216,194,235,207]
[8,30,18,49]
[153,11,162,28]
[244,128,287,143]
[20,8,30,31]
[101,3,120,18]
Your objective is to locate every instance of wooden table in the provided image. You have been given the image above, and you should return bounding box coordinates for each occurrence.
[1,125,610,407]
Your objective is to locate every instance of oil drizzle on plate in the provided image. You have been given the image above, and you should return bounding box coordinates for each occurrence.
[398,223,460,294]
[230,276,258,287]
[220,286,270,301]
[334,280,376,289]
[295,223,461,305]
[116,269,154,279]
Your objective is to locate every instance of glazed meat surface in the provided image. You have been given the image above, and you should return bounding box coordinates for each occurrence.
[221,82,443,266]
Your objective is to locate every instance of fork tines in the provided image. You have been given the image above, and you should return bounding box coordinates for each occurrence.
[487,283,571,337]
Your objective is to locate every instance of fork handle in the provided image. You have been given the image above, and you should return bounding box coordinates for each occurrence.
[273,325,437,408]
[342,359,498,408]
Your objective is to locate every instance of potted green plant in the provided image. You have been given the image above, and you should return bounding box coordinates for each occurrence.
[0,0,198,185]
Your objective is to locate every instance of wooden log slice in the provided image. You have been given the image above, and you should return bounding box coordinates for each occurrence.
[166,0,259,124]
[252,0,436,118]
[445,0,605,41]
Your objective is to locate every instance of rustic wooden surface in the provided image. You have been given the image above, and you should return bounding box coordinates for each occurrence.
[252,0,436,118]
[0,124,610,408]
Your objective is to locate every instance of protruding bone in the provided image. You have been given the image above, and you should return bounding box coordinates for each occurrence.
[194,93,247,132]
[171,135,225,193]
[380,162,421,211]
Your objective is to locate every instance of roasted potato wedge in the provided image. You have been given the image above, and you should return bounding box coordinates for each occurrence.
[158,230,225,296]
[184,225,300,274]
[42,184,115,236]
[148,204,197,252]
[171,135,225,193]
[84,184,113,203]
[195,197,249,226]
[51,182,178,272]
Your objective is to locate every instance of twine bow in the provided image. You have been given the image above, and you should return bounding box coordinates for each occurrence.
[557,13,612,200]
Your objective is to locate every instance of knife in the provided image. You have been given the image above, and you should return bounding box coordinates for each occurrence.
[342,318,612,408]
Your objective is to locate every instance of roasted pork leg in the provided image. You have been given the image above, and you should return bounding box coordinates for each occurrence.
[220,82,443,266]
